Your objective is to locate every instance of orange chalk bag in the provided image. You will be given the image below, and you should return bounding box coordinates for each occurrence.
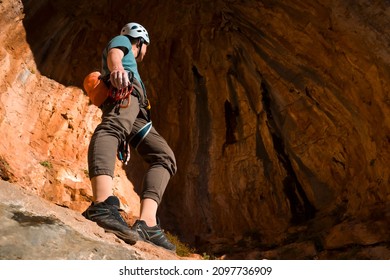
[83,71,110,107]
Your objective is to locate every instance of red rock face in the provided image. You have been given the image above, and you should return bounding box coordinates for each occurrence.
[0,0,389,258]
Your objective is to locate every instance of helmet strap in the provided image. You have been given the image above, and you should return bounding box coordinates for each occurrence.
[136,38,145,59]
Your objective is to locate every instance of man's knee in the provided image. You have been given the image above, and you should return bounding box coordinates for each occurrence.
[165,148,177,176]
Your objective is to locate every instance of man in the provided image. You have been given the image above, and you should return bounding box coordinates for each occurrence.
[83,22,177,251]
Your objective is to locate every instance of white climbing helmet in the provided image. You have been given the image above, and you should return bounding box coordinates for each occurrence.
[120,22,150,45]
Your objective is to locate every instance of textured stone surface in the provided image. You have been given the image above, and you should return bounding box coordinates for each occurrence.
[0,0,389,259]
[0,180,178,260]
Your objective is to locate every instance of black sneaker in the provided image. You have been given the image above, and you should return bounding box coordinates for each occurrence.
[132,219,176,252]
[82,196,139,245]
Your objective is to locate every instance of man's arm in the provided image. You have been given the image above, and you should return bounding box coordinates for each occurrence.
[107,47,129,89]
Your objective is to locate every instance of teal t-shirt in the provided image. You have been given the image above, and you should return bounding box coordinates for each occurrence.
[101,35,145,92]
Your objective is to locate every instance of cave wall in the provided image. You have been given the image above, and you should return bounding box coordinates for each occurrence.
[1,0,389,256]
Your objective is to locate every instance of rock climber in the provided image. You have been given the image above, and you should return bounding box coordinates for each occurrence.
[82,22,177,251]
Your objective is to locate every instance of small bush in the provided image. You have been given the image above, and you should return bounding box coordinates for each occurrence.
[165,231,196,257]
[40,160,53,169]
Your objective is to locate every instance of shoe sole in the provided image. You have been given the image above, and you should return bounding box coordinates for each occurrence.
[105,229,140,245]
[135,234,176,252]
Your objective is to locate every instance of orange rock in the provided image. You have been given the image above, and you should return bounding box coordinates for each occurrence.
[0,0,389,259]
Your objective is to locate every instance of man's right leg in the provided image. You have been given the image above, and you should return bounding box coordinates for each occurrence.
[91,175,114,203]
[84,172,140,244]
[82,192,139,244]
[83,102,140,244]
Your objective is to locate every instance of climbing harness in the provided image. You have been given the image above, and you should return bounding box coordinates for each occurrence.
[117,121,153,165]
[85,70,151,165]
[115,79,153,165]
[130,121,153,149]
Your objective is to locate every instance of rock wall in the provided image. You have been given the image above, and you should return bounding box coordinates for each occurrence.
[0,0,141,216]
[0,0,389,258]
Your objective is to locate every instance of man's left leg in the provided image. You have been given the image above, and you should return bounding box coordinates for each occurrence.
[130,118,177,251]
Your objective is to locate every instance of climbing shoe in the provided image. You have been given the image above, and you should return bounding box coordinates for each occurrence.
[132,219,176,252]
[82,196,139,245]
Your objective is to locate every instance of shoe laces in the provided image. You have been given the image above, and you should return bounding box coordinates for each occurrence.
[107,204,128,227]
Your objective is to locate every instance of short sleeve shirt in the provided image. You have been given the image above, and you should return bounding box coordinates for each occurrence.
[101,35,145,91]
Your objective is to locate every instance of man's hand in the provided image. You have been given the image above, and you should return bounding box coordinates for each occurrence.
[110,69,130,89]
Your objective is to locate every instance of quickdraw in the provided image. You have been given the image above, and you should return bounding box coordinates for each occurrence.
[109,84,133,107]
[117,140,131,165]
[109,71,134,113]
